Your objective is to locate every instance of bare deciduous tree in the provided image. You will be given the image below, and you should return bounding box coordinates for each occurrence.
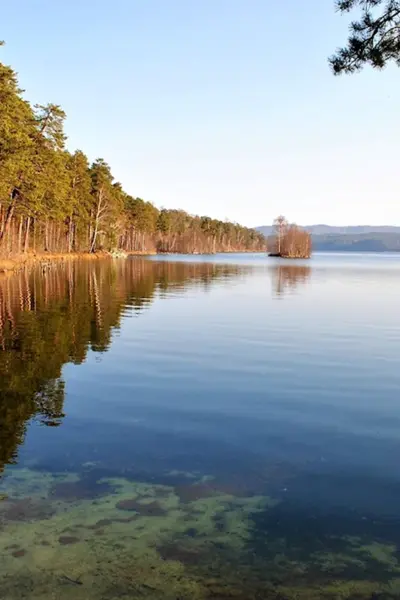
[269,217,312,259]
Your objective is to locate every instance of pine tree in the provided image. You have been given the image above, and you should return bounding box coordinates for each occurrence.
[330,0,400,74]
[0,53,35,245]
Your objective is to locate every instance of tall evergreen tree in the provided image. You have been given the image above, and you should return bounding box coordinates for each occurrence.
[65,150,92,252]
[89,159,116,252]
[0,54,35,245]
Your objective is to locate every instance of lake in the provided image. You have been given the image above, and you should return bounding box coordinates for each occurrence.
[1,253,400,599]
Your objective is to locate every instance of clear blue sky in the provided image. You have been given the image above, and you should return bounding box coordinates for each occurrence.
[2,1,399,227]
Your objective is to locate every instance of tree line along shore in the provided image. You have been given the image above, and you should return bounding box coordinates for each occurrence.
[0,45,265,262]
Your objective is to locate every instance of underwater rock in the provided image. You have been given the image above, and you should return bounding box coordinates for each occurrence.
[185,527,198,538]
[174,483,219,503]
[95,518,114,527]
[11,549,26,558]
[213,514,226,532]
[60,575,83,586]
[114,516,137,523]
[50,478,115,501]
[115,498,166,516]
[115,498,140,511]
[61,526,79,534]
[59,535,80,545]
[157,542,204,566]
[175,479,255,504]
[87,518,114,529]
[0,497,55,521]
[86,516,135,530]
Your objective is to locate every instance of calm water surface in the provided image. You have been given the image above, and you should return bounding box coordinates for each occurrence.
[1,253,400,599]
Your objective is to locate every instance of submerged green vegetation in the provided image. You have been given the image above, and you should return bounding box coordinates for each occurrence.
[0,44,265,257]
[2,465,400,599]
[0,468,270,599]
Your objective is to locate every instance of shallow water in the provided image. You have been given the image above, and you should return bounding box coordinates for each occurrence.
[1,253,400,599]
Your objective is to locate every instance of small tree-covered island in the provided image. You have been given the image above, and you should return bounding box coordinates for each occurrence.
[0,44,265,260]
[268,216,312,259]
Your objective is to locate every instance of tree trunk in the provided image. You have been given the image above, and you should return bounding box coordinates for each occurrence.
[67,216,73,252]
[90,222,98,253]
[56,224,62,251]
[90,191,104,253]
[23,217,31,253]
[88,211,94,252]
[17,216,23,254]
[0,203,15,245]
[44,219,49,251]
[0,204,4,234]
[8,216,14,254]
[32,218,36,252]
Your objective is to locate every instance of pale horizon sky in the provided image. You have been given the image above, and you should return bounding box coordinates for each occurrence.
[2,1,400,228]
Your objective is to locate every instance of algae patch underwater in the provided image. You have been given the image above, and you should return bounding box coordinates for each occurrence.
[0,467,271,599]
[2,467,400,598]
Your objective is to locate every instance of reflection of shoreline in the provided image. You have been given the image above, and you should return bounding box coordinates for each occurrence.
[0,259,245,475]
[271,264,311,297]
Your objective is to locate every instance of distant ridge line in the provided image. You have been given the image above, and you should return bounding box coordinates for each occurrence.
[256,225,400,235]
[256,225,400,253]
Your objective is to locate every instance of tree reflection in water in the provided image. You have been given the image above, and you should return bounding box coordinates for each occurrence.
[0,258,243,475]
[271,264,311,298]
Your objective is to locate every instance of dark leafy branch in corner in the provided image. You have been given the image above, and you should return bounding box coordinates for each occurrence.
[0,44,266,256]
[330,0,400,74]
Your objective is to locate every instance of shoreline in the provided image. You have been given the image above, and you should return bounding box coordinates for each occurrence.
[0,251,157,276]
[268,252,311,259]
[0,249,269,275]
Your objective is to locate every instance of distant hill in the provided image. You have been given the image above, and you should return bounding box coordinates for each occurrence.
[257,225,400,236]
[256,225,400,252]
[311,233,400,252]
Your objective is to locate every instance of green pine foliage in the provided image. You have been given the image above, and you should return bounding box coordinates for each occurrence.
[0,47,266,255]
[330,0,400,74]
